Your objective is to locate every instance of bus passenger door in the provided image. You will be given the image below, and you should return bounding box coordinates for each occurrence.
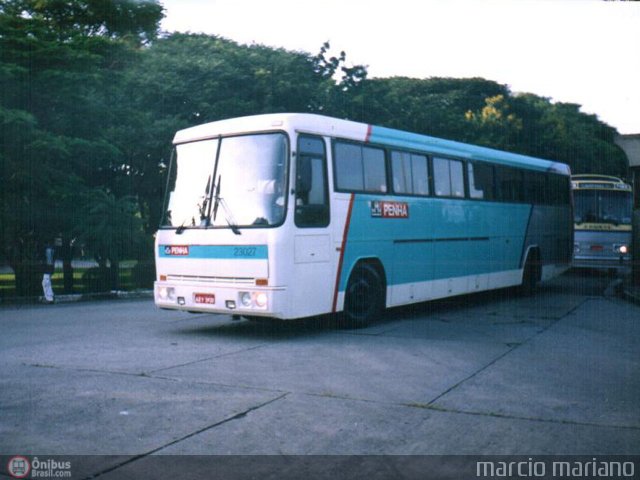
[291,135,333,318]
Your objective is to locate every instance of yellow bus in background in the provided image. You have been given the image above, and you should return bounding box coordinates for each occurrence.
[572,174,633,273]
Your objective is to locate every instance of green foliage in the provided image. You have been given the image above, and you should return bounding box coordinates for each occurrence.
[76,188,146,289]
[126,33,329,122]
[465,92,628,176]
[343,76,509,138]
[0,0,162,44]
[0,0,163,294]
[351,75,627,177]
[78,189,145,262]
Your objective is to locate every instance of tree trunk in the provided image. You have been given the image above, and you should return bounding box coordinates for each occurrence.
[110,257,120,291]
[11,260,43,297]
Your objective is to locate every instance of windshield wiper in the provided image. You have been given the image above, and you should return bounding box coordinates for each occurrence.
[176,217,196,233]
[212,175,241,235]
[199,175,212,226]
[212,174,221,223]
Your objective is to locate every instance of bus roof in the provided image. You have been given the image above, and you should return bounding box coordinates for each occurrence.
[571,174,632,191]
[173,113,571,175]
[571,174,627,183]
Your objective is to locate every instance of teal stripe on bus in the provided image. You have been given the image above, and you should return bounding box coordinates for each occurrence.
[159,245,268,259]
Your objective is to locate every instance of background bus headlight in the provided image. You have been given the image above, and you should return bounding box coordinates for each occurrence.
[615,244,629,255]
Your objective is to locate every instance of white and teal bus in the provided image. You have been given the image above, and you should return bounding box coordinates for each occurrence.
[155,113,573,326]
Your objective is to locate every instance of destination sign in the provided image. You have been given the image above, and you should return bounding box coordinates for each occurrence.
[572,182,631,191]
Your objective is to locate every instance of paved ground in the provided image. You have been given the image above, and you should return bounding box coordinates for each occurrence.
[0,270,639,477]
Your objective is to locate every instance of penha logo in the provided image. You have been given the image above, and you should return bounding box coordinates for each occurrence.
[370,200,409,219]
[7,456,30,479]
[164,245,189,256]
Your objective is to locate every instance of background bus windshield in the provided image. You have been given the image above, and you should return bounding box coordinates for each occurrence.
[573,189,633,226]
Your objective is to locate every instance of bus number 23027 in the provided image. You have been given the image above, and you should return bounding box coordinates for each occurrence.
[234,247,257,257]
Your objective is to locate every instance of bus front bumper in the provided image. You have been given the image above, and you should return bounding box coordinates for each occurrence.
[572,255,631,272]
[154,280,287,318]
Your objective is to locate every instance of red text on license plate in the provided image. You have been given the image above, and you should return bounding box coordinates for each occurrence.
[194,293,215,304]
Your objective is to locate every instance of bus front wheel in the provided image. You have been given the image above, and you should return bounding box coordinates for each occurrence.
[342,263,385,328]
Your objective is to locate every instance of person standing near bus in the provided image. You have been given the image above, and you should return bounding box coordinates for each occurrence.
[42,244,55,303]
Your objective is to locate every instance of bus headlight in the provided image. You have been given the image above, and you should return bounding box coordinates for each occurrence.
[238,291,268,309]
[255,292,268,308]
[158,286,175,300]
[615,244,629,255]
[240,292,253,307]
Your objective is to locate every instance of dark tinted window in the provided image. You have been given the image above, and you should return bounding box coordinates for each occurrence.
[468,162,494,200]
[295,135,329,227]
[495,166,523,202]
[548,174,570,205]
[524,171,547,204]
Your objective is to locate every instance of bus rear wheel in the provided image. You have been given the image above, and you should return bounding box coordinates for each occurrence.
[342,263,385,328]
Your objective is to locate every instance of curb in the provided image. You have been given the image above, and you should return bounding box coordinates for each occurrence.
[0,290,153,306]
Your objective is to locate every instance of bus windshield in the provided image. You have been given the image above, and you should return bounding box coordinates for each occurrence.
[573,189,633,226]
[163,133,288,229]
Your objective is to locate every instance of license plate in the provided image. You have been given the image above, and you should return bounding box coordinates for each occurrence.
[194,293,215,304]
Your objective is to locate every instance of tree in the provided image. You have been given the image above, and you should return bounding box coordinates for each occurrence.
[0,0,164,295]
[464,94,523,150]
[0,106,83,295]
[77,189,145,290]
[344,76,508,139]
[0,0,162,44]
[506,94,627,175]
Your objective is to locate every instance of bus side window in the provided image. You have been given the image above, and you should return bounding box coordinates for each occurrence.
[334,141,387,193]
[524,171,548,205]
[392,151,429,196]
[495,166,523,202]
[433,157,464,198]
[295,136,329,228]
[468,162,495,200]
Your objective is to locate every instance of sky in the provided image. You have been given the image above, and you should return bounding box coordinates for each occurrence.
[160,0,640,134]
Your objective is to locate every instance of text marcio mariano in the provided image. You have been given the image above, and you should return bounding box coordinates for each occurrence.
[477,458,635,478]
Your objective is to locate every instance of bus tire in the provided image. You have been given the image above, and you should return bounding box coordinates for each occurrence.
[342,263,385,328]
[520,250,540,296]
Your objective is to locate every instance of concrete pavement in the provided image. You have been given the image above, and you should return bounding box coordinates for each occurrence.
[0,273,639,478]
